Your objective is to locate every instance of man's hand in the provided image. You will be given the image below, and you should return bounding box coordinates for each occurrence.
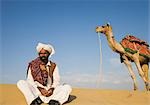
[38,87,54,97]
[47,88,54,96]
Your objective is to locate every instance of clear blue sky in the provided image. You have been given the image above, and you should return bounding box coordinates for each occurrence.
[1,0,149,90]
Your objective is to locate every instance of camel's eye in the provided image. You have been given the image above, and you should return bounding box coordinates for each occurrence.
[107,23,110,27]
[102,26,105,28]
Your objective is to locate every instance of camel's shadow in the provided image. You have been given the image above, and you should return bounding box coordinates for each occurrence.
[64,95,77,104]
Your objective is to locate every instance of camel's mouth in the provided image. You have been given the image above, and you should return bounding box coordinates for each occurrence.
[96,26,105,34]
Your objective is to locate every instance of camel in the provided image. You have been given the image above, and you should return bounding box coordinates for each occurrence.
[95,23,150,91]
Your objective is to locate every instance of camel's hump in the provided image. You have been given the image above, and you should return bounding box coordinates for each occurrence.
[120,35,150,58]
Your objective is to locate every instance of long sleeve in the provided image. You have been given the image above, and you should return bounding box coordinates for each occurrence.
[27,68,41,95]
[51,65,60,88]
[27,68,37,86]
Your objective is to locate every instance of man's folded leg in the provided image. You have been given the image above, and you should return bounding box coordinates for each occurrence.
[48,84,72,105]
[17,80,41,105]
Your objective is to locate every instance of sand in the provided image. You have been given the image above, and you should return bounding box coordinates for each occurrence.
[0,84,150,105]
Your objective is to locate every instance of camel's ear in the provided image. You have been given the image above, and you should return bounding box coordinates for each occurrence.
[106,22,110,26]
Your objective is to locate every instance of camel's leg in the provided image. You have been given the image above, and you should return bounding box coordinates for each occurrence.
[122,55,138,90]
[133,53,149,91]
[141,63,149,81]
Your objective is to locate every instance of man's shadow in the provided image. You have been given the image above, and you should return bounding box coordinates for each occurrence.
[64,95,77,104]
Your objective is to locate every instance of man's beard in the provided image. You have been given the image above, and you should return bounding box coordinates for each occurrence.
[40,56,48,64]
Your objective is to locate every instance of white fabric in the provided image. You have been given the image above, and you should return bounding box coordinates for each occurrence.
[17,61,72,105]
[36,42,55,56]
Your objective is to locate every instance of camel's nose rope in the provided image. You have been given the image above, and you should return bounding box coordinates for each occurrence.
[96,32,103,88]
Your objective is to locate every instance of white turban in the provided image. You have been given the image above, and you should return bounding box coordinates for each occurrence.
[36,42,55,56]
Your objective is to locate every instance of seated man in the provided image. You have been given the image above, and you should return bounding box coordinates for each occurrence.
[17,42,72,105]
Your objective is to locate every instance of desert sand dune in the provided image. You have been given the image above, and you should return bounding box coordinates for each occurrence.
[0,84,149,105]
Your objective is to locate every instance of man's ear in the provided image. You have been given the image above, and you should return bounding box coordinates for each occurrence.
[48,53,50,57]
[47,52,51,57]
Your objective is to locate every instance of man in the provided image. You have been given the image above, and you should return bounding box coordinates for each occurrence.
[17,43,72,105]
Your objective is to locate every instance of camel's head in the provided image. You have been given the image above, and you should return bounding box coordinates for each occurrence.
[96,23,112,35]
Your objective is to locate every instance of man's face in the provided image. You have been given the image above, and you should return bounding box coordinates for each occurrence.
[39,49,50,62]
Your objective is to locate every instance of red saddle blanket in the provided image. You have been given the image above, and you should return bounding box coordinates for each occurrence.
[120,35,150,58]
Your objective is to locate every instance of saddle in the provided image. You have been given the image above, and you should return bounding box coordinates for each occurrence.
[120,35,150,59]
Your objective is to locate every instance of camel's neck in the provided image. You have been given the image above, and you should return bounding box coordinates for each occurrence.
[105,31,121,52]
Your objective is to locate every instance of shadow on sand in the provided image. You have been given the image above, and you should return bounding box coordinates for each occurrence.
[64,95,77,104]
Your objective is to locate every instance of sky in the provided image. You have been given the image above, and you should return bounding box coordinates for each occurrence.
[1,0,150,90]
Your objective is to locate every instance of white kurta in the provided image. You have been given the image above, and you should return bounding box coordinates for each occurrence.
[17,61,72,105]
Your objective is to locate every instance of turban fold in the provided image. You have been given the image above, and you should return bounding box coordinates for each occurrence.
[36,42,55,56]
